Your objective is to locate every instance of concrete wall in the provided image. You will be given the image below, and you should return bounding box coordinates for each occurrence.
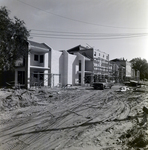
[59,51,76,86]
[94,49,109,60]
[79,49,93,59]
[50,50,62,87]
[72,56,79,85]
[59,51,67,86]
[72,53,85,86]
[28,50,49,88]
[126,62,132,77]
[85,61,93,72]
[67,52,76,85]
[30,52,44,67]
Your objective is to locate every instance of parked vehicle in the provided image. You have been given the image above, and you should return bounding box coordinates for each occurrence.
[92,80,114,90]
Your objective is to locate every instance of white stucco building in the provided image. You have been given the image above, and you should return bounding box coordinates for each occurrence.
[15,40,79,88]
[14,41,115,89]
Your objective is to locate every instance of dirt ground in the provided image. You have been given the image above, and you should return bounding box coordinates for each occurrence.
[0,84,148,150]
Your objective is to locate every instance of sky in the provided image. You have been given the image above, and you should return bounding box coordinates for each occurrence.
[1,0,148,61]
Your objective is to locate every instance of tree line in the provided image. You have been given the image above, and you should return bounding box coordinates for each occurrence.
[130,58,148,80]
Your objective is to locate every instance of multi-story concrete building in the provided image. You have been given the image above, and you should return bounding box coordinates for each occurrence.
[110,58,140,82]
[67,45,110,84]
[15,40,50,88]
[108,61,119,82]
[93,49,109,81]
[14,41,140,89]
[14,40,77,88]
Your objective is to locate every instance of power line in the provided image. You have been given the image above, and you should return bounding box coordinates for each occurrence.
[30,30,148,38]
[31,32,148,37]
[30,29,148,36]
[17,0,148,30]
[30,33,148,40]
[30,28,148,39]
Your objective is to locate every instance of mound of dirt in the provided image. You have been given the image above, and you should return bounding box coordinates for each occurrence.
[0,89,39,111]
[120,124,148,149]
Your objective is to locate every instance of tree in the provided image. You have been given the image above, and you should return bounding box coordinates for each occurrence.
[130,58,148,80]
[0,6,30,71]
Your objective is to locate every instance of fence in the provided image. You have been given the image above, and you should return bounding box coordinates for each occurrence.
[30,73,61,88]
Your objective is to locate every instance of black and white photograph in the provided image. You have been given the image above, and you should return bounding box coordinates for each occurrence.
[0,0,148,149]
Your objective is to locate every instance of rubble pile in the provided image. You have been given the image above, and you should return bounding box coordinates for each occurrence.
[0,85,148,150]
[120,124,148,149]
[0,89,39,110]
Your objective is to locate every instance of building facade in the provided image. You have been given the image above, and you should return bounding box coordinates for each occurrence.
[15,41,50,88]
[67,45,110,84]
[15,41,77,88]
[13,41,140,88]
[93,49,109,81]
[110,58,140,82]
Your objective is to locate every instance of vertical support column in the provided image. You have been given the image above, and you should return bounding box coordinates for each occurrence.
[27,52,31,89]
[44,70,48,86]
[44,53,48,68]
[81,57,85,86]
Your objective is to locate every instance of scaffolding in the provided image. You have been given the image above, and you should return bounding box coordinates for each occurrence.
[30,72,61,88]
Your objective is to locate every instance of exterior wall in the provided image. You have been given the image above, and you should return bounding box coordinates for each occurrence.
[14,41,53,89]
[109,62,119,82]
[28,48,49,88]
[78,49,93,59]
[50,50,62,74]
[30,51,48,68]
[74,53,85,86]
[50,50,62,87]
[126,62,132,77]
[85,61,93,72]
[67,46,110,83]
[59,51,68,86]
[94,49,109,60]
[30,52,43,67]
[110,59,137,82]
[60,51,87,86]
[67,53,76,85]
[59,51,76,86]
[93,49,109,78]
[72,56,79,85]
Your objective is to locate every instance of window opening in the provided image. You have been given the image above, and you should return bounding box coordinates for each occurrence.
[40,55,44,63]
[34,55,38,61]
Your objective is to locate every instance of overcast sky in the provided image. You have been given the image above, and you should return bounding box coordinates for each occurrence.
[1,0,148,61]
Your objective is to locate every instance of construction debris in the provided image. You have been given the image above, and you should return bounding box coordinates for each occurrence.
[116,86,130,92]
[0,84,148,149]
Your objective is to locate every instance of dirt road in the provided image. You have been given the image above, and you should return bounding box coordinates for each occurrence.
[0,85,148,150]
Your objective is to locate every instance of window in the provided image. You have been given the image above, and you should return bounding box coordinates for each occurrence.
[34,55,38,61]
[33,73,38,78]
[94,52,96,56]
[40,55,44,63]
